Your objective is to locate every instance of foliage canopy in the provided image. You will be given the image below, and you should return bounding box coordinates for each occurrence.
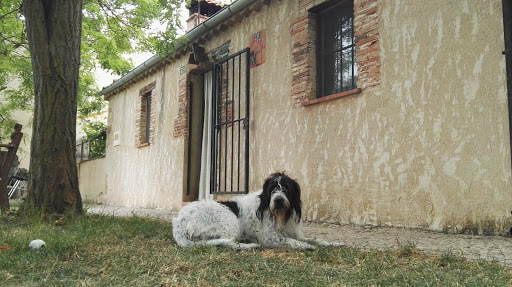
[0,0,184,141]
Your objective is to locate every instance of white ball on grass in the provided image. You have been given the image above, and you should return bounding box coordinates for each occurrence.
[29,239,46,249]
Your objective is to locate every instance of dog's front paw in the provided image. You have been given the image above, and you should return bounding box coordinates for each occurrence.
[297,242,316,251]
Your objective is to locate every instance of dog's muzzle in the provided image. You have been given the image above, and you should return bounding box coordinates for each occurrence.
[270,189,290,211]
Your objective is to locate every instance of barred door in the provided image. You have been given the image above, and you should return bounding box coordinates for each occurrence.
[210,48,250,194]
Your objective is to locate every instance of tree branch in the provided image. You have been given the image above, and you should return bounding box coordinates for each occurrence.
[97,0,131,29]
[0,5,21,20]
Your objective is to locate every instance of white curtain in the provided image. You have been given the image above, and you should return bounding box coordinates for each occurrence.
[198,71,214,200]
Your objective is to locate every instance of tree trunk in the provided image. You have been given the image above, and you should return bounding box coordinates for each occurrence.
[23,0,83,214]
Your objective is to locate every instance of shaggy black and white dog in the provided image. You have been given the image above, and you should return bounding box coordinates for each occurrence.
[172,172,340,250]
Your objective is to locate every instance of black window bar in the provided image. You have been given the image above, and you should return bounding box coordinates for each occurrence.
[317,1,357,98]
[145,95,152,143]
[210,48,250,195]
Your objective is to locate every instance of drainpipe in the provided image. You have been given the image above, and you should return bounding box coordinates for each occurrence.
[503,0,512,235]
[503,1,512,172]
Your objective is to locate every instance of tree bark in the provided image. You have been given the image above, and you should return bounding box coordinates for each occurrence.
[23,0,83,214]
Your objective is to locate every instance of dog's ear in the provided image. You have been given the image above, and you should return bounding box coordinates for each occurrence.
[288,177,302,223]
[262,173,273,193]
[257,176,273,221]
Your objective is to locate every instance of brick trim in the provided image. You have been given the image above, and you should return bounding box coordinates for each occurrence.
[290,13,316,108]
[301,88,362,106]
[173,69,189,139]
[173,63,212,139]
[291,0,381,106]
[354,0,381,89]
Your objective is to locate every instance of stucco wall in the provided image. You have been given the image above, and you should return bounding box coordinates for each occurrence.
[78,157,106,203]
[104,60,188,210]
[103,0,512,232]
[373,0,511,231]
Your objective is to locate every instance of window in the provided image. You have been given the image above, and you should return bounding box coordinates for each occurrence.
[316,1,357,98]
[136,81,156,146]
[142,94,152,143]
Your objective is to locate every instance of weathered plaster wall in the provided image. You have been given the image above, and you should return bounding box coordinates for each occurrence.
[104,59,188,210]
[78,157,106,204]
[373,0,511,231]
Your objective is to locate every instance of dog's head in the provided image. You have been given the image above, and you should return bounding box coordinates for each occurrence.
[257,172,302,225]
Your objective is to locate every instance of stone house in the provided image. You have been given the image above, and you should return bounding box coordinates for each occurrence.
[86,0,512,234]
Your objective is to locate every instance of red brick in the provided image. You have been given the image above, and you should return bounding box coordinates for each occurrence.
[291,15,310,27]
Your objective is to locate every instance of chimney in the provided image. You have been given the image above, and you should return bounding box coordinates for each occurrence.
[186,0,223,32]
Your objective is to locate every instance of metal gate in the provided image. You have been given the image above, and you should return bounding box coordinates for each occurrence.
[210,48,250,194]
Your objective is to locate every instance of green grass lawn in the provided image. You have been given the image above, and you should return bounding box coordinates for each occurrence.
[0,211,511,287]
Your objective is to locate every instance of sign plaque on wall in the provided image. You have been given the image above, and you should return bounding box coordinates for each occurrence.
[249,30,266,68]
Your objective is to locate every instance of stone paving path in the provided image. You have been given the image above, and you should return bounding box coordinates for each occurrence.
[86,204,512,266]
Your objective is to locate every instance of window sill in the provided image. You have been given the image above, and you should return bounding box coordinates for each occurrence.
[136,142,150,148]
[301,88,362,107]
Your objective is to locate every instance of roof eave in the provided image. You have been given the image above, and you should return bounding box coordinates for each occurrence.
[100,0,259,99]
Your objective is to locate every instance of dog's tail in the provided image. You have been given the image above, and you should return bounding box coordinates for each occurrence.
[172,217,196,248]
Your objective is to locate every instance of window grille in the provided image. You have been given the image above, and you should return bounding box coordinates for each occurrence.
[211,48,250,194]
[317,1,357,98]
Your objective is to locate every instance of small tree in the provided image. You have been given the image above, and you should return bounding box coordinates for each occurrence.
[82,120,107,159]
